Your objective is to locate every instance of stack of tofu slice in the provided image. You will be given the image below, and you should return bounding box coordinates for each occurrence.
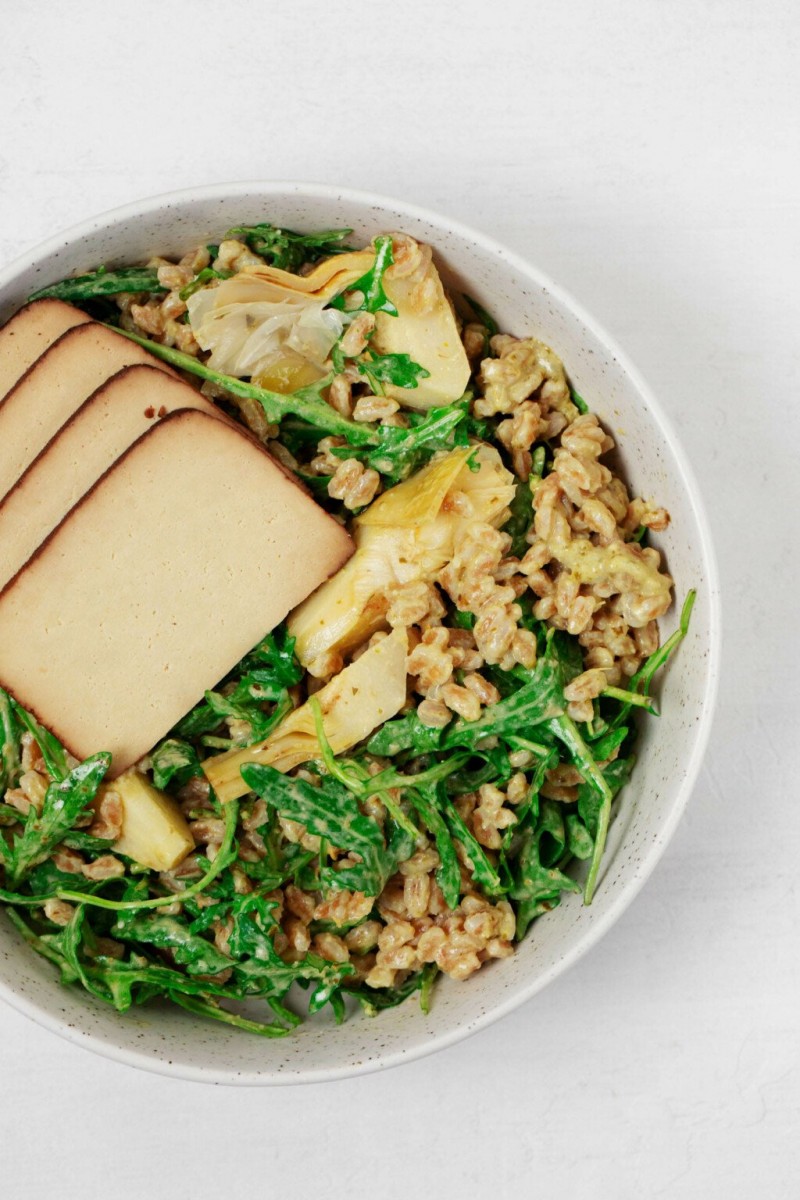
[0,299,354,799]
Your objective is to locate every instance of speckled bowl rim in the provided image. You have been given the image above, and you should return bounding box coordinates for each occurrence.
[0,182,721,1085]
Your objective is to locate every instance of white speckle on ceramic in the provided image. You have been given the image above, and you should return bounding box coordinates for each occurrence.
[0,182,721,1085]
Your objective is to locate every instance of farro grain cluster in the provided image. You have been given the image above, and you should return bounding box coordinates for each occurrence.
[0,222,690,1037]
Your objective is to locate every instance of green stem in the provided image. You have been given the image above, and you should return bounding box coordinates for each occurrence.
[369,753,470,793]
[307,698,418,839]
[506,735,552,757]
[168,992,291,1038]
[601,686,658,714]
[53,801,239,912]
[549,715,613,905]
[108,327,377,445]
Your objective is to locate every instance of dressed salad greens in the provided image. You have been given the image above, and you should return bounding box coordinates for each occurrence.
[0,221,692,1036]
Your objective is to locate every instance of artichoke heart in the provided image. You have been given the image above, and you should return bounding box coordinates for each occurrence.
[371,238,471,411]
[186,249,375,380]
[203,627,408,804]
[288,445,515,672]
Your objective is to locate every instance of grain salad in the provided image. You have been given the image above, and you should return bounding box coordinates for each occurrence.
[0,222,693,1037]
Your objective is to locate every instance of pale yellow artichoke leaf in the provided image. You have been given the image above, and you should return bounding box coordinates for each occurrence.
[356,446,473,528]
[371,239,471,411]
[203,627,408,804]
[288,446,515,670]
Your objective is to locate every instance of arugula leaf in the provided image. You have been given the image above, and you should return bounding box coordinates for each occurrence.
[150,738,202,791]
[112,912,233,976]
[107,328,376,445]
[0,689,20,793]
[510,811,582,939]
[224,894,353,998]
[241,763,408,898]
[355,963,438,1016]
[443,649,566,752]
[29,266,166,302]
[11,703,69,781]
[355,352,430,394]
[565,812,595,860]
[405,786,461,909]
[202,686,292,747]
[367,710,446,757]
[547,714,612,905]
[239,627,303,686]
[462,294,498,337]
[503,477,533,557]
[169,993,292,1038]
[329,235,397,316]
[442,802,504,896]
[571,389,589,415]
[339,398,471,485]
[21,904,303,1035]
[178,266,232,301]
[224,223,353,272]
[576,755,634,841]
[4,753,111,886]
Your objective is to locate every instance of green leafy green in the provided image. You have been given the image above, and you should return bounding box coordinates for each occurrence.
[29,266,166,302]
[571,388,589,415]
[511,806,582,939]
[355,351,430,394]
[241,762,413,898]
[3,754,111,886]
[224,223,353,272]
[107,327,376,445]
[442,803,504,896]
[462,294,499,337]
[443,648,567,752]
[329,235,397,316]
[355,964,438,1016]
[179,266,232,301]
[0,689,20,793]
[405,786,461,909]
[503,477,534,557]
[150,738,202,791]
[367,710,446,757]
[11,702,69,781]
[113,912,233,976]
[338,398,472,485]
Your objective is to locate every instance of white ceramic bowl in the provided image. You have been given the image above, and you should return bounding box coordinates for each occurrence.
[0,183,720,1084]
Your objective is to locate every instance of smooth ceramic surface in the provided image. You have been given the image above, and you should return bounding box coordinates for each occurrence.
[0,183,720,1084]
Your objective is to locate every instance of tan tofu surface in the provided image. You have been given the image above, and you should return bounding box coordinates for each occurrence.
[0,365,227,591]
[0,409,354,775]
[0,322,175,501]
[0,299,92,400]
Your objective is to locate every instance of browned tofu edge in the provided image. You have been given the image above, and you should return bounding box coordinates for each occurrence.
[0,319,179,419]
[0,407,355,768]
[0,362,225,529]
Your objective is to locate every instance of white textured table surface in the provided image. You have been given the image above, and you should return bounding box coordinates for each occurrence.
[1,2,798,1196]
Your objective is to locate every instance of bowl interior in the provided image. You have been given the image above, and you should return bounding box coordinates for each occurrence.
[0,184,719,1083]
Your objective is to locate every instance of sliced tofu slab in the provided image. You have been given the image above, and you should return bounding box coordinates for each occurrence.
[0,364,227,591]
[0,298,93,400]
[0,321,175,501]
[0,409,354,775]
